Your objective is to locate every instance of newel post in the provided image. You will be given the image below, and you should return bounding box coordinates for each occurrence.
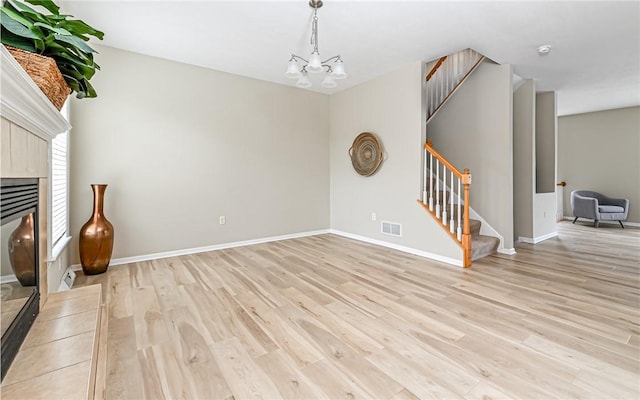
[462,168,472,268]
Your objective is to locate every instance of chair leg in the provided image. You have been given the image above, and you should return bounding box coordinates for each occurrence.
[573,217,578,224]
[619,220,625,229]
[595,220,599,228]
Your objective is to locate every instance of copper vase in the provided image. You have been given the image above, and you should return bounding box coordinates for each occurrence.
[8,214,36,286]
[79,184,114,275]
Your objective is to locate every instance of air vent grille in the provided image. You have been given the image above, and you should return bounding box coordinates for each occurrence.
[381,221,402,237]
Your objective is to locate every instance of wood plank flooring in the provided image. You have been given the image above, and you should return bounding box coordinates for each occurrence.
[76,221,640,399]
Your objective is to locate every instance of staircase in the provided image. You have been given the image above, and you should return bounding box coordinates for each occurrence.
[419,49,498,267]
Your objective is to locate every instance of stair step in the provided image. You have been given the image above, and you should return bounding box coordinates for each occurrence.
[469,219,481,236]
[471,235,499,261]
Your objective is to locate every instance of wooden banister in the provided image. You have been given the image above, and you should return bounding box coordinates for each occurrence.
[425,56,447,82]
[425,142,463,178]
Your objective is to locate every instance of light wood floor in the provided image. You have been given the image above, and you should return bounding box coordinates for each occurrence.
[76,221,640,399]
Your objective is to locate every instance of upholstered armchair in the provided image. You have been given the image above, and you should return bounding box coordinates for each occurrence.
[571,190,629,228]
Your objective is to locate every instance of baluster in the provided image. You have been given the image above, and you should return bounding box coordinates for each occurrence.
[423,148,427,205]
[435,159,440,218]
[450,171,455,233]
[442,166,448,225]
[449,57,454,93]
[445,59,450,96]
[428,81,432,115]
[440,69,444,105]
[457,177,462,241]
[429,152,434,211]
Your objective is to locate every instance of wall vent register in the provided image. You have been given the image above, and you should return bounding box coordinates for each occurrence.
[381,221,402,237]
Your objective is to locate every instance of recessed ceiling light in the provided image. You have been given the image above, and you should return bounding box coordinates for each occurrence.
[537,45,552,56]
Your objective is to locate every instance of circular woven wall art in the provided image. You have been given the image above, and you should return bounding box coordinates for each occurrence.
[348,132,385,176]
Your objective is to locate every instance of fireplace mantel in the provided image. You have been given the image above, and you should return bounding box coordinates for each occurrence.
[0,45,70,142]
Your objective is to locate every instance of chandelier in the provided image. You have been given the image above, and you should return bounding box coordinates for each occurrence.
[285,0,347,89]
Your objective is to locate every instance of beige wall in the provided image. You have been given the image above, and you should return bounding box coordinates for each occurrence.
[535,92,557,194]
[329,62,462,262]
[513,79,535,240]
[69,46,330,262]
[427,61,515,250]
[558,106,640,223]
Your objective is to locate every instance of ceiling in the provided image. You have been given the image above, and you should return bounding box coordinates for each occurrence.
[59,1,640,116]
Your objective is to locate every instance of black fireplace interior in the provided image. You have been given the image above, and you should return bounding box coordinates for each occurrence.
[1,178,40,381]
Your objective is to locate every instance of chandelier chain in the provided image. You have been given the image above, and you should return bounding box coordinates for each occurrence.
[311,9,319,53]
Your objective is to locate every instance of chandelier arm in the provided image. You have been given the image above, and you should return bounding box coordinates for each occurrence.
[290,54,310,64]
[321,55,342,64]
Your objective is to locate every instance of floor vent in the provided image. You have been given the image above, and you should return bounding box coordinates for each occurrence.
[381,221,402,237]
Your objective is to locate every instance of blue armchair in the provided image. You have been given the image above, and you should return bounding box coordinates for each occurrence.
[571,190,629,228]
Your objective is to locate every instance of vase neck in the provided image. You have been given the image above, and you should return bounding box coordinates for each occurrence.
[92,184,107,217]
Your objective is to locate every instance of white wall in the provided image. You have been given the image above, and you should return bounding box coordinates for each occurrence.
[513,79,535,240]
[427,61,514,250]
[329,62,462,263]
[69,46,330,263]
[533,193,556,239]
[558,106,640,223]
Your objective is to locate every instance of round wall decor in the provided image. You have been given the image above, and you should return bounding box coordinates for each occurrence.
[348,132,384,176]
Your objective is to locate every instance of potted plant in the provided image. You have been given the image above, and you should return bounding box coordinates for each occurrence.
[0,0,103,103]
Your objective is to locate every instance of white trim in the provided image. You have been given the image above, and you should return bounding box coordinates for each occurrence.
[50,235,72,261]
[497,248,517,255]
[0,45,70,141]
[563,216,640,228]
[330,229,463,268]
[518,231,559,244]
[1,274,18,284]
[71,229,331,271]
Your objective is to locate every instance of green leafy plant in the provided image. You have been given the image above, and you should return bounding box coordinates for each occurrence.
[0,0,104,98]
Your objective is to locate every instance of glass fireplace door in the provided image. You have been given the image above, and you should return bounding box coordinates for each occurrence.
[1,178,40,381]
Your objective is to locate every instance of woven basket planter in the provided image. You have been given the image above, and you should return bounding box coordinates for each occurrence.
[6,46,70,110]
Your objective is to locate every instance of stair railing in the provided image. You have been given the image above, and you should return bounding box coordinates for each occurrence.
[426,49,485,123]
[419,141,472,267]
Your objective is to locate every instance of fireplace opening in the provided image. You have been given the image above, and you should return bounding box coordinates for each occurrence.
[1,178,40,381]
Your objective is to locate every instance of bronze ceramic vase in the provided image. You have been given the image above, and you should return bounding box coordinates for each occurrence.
[79,184,114,275]
[8,214,36,286]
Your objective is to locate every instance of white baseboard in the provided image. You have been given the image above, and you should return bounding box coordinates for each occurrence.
[71,229,331,271]
[497,248,517,255]
[563,216,640,228]
[518,231,559,244]
[329,229,463,268]
[0,274,18,284]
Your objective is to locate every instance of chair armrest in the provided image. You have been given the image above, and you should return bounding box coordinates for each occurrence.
[572,194,598,219]
[601,195,628,209]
